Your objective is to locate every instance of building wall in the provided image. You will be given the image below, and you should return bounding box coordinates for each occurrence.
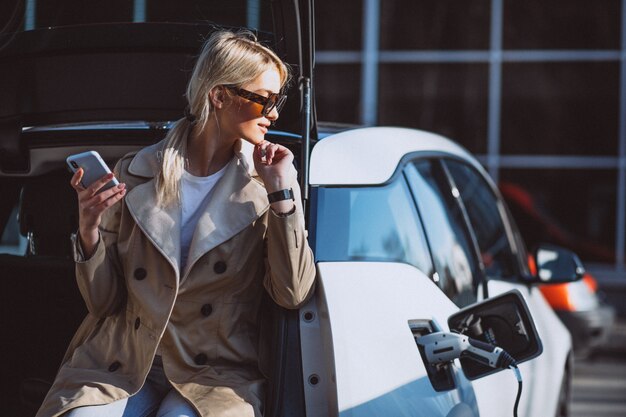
[316,0,626,282]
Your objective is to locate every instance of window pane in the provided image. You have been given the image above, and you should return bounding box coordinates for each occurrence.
[380,0,490,50]
[499,169,617,264]
[503,0,621,50]
[406,160,480,307]
[316,0,362,50]
[315,64,362,124]
[315,180,434,278]
[378,64,489,154]
[36,0,132,28]
[147,0,273,29]
[29,0,276,34]
[445,160,518,279]
[500,62,620,156]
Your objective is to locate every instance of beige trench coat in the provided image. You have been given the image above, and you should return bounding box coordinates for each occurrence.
[36,139,316,417]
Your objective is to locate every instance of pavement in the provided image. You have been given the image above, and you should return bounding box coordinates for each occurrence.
[595,317,626,357]
[571,317,626,417]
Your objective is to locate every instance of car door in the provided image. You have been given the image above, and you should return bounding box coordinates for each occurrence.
[404,158,522,417]
[442,158,571,417]
[304,170,482,417]
[406,157,530,416]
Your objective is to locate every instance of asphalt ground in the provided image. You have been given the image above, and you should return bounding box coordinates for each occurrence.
[571,318,626,417]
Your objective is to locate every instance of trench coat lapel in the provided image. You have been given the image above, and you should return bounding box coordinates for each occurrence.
[124,141,182,275]
[122,139,269,278]
[183,143,269,277]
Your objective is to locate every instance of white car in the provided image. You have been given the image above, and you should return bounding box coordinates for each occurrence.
[293,126,575,417]
[0,2,576,417]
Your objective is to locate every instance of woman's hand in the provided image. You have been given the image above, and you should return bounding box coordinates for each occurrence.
[70,169,126,256]
[253,141,295,214]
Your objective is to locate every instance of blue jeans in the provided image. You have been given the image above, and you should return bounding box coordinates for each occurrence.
[64,357,198,417]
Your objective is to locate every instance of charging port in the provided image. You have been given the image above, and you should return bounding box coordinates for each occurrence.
[408,320,456,392]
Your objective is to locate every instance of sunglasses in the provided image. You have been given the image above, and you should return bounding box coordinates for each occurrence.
[225,86,287,117]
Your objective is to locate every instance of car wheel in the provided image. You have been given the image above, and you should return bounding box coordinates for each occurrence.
[555,364,571,417]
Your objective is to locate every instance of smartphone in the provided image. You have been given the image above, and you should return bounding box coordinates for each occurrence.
[66,151,119,192]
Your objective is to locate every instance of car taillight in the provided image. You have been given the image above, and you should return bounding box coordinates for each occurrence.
[582,273,598,292]
[540,279,599,312]
[527,254,537,276]
[539,284,572,311]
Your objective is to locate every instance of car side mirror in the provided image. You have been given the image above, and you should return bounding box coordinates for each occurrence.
[533,244,585,284]
[448,290,543,380]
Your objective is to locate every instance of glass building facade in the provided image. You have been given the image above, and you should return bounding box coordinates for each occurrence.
[316,0,626,282]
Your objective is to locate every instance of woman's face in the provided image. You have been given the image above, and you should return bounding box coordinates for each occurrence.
[223,67,282,146]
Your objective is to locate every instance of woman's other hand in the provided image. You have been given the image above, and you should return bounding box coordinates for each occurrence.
[253,141,295,214]
[70,169,126,255]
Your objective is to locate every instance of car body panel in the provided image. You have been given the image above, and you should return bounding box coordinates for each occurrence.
[315,262,479,417]
[309,127,478,186]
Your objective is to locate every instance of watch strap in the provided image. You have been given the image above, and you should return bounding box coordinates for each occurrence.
[267,188,295,203]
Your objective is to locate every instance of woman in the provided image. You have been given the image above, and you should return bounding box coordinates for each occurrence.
[36,30,316,417]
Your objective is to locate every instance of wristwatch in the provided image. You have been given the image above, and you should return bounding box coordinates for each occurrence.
[267,188,295,203]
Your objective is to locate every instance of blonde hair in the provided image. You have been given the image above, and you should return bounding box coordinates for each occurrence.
[155,29,290,207]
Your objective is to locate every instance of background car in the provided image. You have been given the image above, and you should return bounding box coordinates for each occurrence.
[538,272,614,359]
[1,2,578,416]
[501,182,616,358]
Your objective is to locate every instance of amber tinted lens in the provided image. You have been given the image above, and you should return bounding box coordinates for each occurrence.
[262,94,287,116]
[261,95,276,116]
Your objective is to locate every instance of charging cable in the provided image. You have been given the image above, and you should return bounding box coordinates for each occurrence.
[510,364,522,417]
[417,332,523,417]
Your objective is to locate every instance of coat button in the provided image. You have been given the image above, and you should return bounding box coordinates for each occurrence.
[194,353,208,365]
[134,317,141,330]
[213,261,227,274]
[134,268,147,280]
[201,304,213,317]
[108,361,121,372]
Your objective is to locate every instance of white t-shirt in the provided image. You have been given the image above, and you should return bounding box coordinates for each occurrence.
[180,165,228,269]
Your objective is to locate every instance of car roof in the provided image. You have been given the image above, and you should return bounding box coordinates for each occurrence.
[310,126,483,186]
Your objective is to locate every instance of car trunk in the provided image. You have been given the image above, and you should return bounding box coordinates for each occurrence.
[0,0,315,174]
